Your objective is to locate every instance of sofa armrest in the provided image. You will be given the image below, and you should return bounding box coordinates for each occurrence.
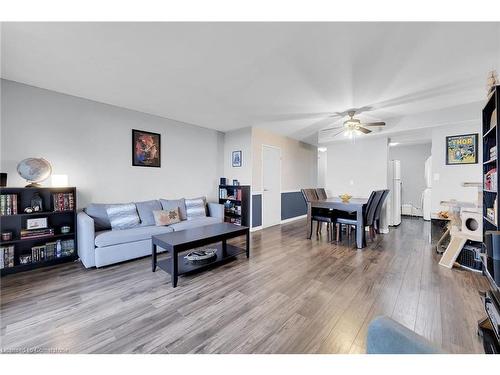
[366,316,442,354]
[77,211,96,268]
[207,202,224,222]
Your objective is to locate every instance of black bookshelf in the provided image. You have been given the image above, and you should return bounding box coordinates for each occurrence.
[482,85,500,291]
[218,185,250,227]
[1,187,78,276]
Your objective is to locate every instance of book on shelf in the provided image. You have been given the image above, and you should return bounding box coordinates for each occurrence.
[219,188,228,199]
[490,146,497,160]
[485,168,497,191]
[20,228,55,239]
[52,192,75,212]
[0,245,15,269]
[0,194,18,215]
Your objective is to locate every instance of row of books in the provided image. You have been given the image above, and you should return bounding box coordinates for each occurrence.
[20,228,54,239]
[0,194,18,215]
[19,239,75,265]
[219,188,242,201]
[485,168,497,191]
[490,146,497,160]
[0,245,15,269]
[53,192,75,212]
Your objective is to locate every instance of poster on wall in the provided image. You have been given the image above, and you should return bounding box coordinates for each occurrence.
[232,150,242,167]
[446,133,478,165]
[132,129,161,167]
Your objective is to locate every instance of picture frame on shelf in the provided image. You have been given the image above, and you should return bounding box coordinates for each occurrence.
[26,217,48,230]
[132,129,161,167]
[446,133,478,165]
[232,150,242,167]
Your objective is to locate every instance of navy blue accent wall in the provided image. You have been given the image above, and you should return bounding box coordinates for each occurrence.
[252,194,262,227]
[281,191,306,220]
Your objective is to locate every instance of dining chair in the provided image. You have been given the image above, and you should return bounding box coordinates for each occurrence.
[315,188,328,200]
[301,188,336,240]
[373,189,390,234]
[336,190,382,243]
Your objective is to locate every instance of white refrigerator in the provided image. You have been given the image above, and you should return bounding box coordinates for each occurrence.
[388,160,402,226]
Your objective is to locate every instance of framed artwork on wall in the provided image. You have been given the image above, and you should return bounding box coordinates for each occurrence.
[132,129,161,167]
[446,133,478,165]
[232,150,242,167]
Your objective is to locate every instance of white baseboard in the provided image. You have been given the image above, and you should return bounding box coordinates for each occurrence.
[281,214,307,224]
[250,226,262,232]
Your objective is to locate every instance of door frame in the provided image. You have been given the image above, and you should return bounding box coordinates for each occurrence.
[261,144,282,228]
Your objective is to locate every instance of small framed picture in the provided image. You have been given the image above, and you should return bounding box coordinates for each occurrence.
[446,133,478,165]
[232,150,242,167]
[26,217,48,230]
[132,129,161,167]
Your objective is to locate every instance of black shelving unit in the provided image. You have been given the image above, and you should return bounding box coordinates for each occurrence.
[482,86,500,281]
[218,185,250,227]
[1,187,78,276]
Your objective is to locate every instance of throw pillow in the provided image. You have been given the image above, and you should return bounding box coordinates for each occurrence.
[185,197,207,220]
[106,203,140,230]
[136,200,162,226]
[160,198,187,220]
[153,208,181,226]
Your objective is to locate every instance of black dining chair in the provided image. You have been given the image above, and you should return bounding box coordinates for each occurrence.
[373,189,390,234]
[336,190,383,243]
[301,188,336,241]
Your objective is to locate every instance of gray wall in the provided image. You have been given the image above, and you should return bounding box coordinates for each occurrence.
[389,143,431,209]
[1,80,224,208]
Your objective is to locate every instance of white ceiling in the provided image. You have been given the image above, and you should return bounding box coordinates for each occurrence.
[2,22,499,144]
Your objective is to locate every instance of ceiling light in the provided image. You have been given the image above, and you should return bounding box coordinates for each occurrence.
[389,142,400,147]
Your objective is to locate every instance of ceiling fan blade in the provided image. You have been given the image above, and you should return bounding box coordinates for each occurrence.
[360,122,386,127]
[357,126,372,134]
[320,126,344,132]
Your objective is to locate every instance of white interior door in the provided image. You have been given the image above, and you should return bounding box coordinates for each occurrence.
[262,145,281,228]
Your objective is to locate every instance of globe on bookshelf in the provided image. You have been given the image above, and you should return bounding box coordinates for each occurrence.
[16,158,52,187]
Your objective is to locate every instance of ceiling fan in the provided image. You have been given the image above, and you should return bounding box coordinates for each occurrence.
[320,110,385,139]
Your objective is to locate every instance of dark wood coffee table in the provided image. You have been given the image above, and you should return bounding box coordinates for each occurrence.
[151,222,250,287]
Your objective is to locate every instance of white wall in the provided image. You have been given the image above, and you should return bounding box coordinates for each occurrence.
[223,127,252,186]
[1,80,224,208]
[431,122,482,212]
[326,137,389,197]
[389,143,432,210]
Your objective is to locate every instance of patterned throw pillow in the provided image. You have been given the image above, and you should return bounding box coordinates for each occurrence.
[153,208,181,226]
[106,203,140,230]
[185,197,207,220]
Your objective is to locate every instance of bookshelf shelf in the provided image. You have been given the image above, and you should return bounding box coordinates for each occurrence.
[218,184,250,227]
[482,85,499,292]
[1,187,78,276]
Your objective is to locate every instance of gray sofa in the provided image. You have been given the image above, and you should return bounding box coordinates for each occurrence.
[77,199,224,268]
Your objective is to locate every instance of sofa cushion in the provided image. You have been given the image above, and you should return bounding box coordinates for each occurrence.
[136,200,162,226]
[95,225,174,247]
[85,203,114,231]
[169,216,219,232]
[106,203,140,230]
[185,197,207,220]
[160,198,187,220]
[153,208,181,226]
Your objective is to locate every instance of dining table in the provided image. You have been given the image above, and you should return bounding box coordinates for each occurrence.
[306,196,369,249]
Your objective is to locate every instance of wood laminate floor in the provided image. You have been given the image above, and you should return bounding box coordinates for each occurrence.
[0,218,490,353]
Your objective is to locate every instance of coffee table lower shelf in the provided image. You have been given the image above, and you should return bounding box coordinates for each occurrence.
[157,243,244,277]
